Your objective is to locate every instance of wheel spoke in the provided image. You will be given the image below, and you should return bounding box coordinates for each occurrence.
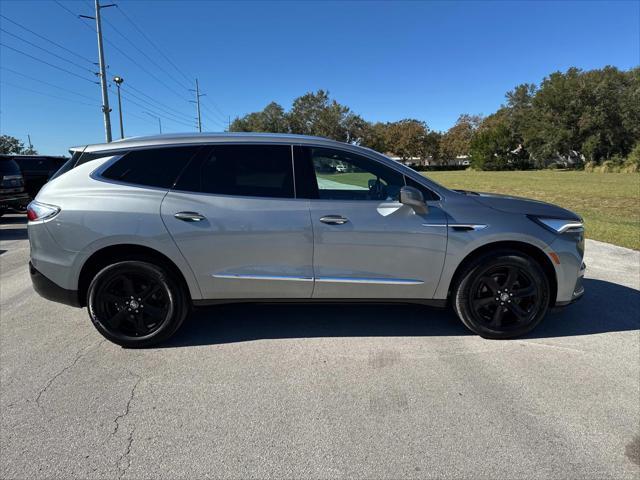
[109,309,128,329]
[133,314,148,335]
[122,275,135,296]
[472,296,495,309]
[507,302,529,322]
[141,284,161,302]
[104,293,123,305]
[504,267,518,290]
[144,304,165,320]
[512,284,536,299]
[482,276,500,294]
[489,306,504,327]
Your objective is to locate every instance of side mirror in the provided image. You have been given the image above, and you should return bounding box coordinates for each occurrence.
[400,186,428,215]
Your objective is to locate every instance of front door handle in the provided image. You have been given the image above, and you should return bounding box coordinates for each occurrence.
[174,211,206,222]
[320,215,349,225]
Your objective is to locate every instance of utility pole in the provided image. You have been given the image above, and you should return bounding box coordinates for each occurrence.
[227,115,230,132]
[113,76,124,139]
[27,134,33,150]
[144,112,162,134]
[190,79,205,132]
[81,0,116,143]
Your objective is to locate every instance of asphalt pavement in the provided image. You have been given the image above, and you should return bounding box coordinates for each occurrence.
[1,214,639,479]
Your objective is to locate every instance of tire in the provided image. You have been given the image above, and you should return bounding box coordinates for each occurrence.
[87,260,189,348]
[453,250,550,339]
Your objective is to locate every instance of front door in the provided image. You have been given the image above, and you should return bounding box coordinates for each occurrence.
[161,144,314,299]
[294,146,448,299]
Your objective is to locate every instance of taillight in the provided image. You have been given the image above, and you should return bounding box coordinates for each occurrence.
[27,201,60,221]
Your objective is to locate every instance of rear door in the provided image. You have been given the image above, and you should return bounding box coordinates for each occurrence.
[161,144,314,299]
[294,146,448,300]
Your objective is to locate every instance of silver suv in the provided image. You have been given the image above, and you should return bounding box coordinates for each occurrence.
[28,133,585,347]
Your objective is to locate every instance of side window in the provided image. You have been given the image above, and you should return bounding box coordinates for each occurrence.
[404,176,439,201]
[310,147,404,201]
[174,144,294,199]
[102,146,200,188]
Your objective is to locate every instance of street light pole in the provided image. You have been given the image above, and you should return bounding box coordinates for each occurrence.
[113,76,124,139]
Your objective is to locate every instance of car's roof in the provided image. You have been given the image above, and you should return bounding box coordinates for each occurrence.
[74,132,354,153]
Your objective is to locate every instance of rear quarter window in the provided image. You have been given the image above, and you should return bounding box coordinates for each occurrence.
[101,146,201,189]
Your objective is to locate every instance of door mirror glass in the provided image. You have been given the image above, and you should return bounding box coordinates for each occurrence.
[400,186,428,214]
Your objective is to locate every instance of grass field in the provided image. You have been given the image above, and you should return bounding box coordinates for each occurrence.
[425,171,640,250]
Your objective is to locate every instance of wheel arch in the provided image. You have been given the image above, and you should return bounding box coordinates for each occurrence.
[77,244,192,307]
[446,241,557,306]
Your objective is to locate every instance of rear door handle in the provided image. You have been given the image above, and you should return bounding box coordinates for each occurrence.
[320,215,349,225]
[174,211,206,222]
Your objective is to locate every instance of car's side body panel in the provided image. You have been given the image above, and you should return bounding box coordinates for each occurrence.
[160,191,315,299]
[309,199,448,298]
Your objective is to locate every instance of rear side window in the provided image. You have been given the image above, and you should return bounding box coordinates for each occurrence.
[102,146,200,188]
[175,144,294,198]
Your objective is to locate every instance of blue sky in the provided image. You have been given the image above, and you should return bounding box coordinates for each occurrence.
[1,0,638,155]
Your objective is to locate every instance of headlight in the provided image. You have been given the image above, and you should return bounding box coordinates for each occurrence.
[528,216,584,234]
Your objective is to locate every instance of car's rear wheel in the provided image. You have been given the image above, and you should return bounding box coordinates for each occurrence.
[87,260,188,347]
[453,251,550,339]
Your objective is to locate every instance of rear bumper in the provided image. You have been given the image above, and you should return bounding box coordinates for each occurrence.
[29,262,81,307]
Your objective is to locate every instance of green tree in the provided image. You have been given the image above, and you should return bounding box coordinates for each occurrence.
[359,122,389,153]
[440,114,481,163]
[230,102,288,133]
[384,119,430,161]
[0,135,36,154]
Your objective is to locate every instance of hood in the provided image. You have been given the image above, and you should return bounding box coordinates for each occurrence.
[468,191,582,220]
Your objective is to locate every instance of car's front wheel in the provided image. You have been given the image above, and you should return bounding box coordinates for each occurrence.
[87,260,188,347]
[453,251,550,339]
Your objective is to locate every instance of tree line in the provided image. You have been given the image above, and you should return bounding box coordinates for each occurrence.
[230,66,639,170]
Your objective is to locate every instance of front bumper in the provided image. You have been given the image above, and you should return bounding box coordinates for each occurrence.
[555,261,585,307]
[29,262,81,307]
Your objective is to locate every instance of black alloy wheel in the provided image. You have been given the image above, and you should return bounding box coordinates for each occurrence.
[88,261,188,347]
[454,251,550,339]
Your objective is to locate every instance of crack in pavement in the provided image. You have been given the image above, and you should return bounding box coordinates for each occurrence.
[34,338,105,416]
[112,373,142,436]
[117,426,136,479]
[111,371,143,479]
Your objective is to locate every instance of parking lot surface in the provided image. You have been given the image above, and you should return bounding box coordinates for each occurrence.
[1,214,639,479]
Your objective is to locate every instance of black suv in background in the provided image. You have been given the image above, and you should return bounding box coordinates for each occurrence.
[0,158,30,216]
[7,155,68,199]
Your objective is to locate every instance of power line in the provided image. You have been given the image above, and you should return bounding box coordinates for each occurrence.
[119,85,197,125]
[100,15,191,92]
[110,86,195,129]
[0,28,96,74]
[57,0,191,103]
[114,2,230,123]
[0,80,99,107]
[0,43,99,84]
[125,83,195,121]
[116,3,193,87]
[0,66,97,102]
[0,14,95,65]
